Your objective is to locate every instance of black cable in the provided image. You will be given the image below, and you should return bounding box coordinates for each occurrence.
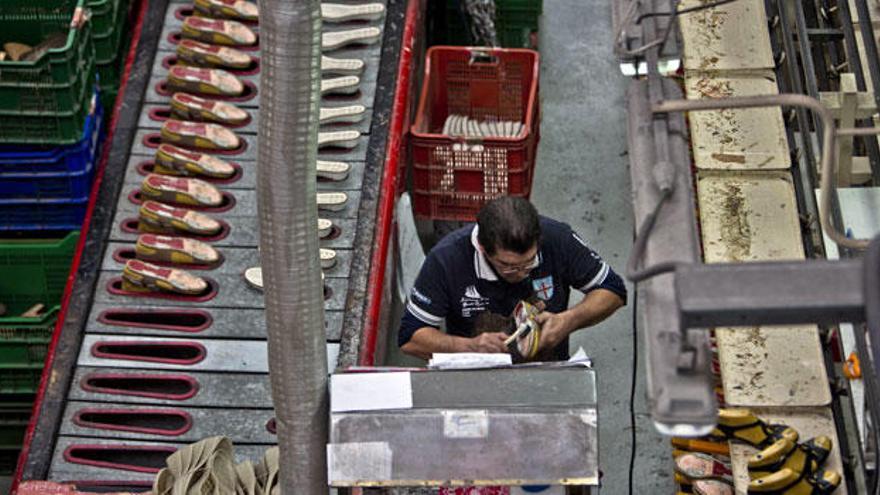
[628,290,639,495]
[625,195,678,282]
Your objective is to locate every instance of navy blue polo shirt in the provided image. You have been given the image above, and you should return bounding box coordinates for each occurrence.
[398,216,627,360]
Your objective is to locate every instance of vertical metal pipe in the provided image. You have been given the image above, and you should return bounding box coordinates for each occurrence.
[256,0,327,493]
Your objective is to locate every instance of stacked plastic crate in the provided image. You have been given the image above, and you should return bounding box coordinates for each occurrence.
[0,0,116,476]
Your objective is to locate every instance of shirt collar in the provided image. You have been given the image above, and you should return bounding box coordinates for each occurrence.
[471,225,499,281]
[471,225,544,282]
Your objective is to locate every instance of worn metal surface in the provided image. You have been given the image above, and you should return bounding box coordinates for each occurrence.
[114,187,364,219]
[676,259,865,328]
[100,242,354,279]
[122,154,369,191]
[76,335,341,372]
[128,127,371,162]
[68,367,276,407]
[60,402,276,443]
[109,211,359,249]
[678,0,773,70]
[684,70,790,170]
[328,368,598,487]
[85,302,344,341]
[136,104,375,135]
[93,271,350,311]
[728,408,849,495]
[48,437,270,483]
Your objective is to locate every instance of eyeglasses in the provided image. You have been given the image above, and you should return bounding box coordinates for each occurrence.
[490,253,540,274]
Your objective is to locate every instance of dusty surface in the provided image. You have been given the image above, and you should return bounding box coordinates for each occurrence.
[679,0,774,70]
[697,171,805,263]
[685,70,790,170]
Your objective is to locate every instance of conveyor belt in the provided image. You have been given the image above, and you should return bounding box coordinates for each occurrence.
[678,0,847,492]
[13,0,407,487]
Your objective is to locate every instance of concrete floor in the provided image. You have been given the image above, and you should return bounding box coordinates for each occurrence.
[532,0,673,492]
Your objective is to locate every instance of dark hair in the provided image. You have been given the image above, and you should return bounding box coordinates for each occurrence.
[476,197,541,255]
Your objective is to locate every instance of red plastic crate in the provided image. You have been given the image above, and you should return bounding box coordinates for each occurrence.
[410,46,540,220]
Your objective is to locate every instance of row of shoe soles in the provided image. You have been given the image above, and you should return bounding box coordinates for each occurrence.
[124,3,364,295]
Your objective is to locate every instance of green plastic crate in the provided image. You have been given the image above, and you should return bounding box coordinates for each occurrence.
[0,342,47,369]
[0,409,30,475]
[0,232,79,323]
[0,369,44,396]
[0,0,97,144]
[0,0,96,111]
[93,0,128,63]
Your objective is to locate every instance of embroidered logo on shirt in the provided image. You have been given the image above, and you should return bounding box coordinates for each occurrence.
[532,276,555,301]
[461,285,489,318]
[411,287,432,305]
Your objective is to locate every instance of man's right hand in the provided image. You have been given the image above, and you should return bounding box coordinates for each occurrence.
[466,332,510,353]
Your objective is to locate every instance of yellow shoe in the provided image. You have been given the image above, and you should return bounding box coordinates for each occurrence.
[748,468,841,494]
[122,259,208,295]
[710,408,799,448]
[181,15,257,46]
[139,200,222,236]
[749,437,832,479]
[136,234,221,266]
[168,66,244,97]
[193,0,258,22]
[176,39,252,69]
[141,174,224,207]
[170,93,250,126]
[161,119,241,151]
[155,144,237,179]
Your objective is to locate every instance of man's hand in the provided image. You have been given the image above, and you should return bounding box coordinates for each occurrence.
[534,311,573,352]
[466,332,509,353]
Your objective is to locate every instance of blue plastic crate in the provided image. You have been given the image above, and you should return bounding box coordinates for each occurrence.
[0,195,89,231]
[0,93,102,200]
[0,91,103,176]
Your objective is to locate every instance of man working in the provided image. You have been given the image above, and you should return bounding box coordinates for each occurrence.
[399,196,627,361]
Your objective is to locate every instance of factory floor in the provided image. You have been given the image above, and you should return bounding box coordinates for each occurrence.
[530,0,674,492]
[385,0,676,491]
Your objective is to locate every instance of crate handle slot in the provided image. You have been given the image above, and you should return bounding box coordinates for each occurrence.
[97,308,213,332]
[63,444,177,473]
[73,408,193,436]
[80,372,200,400]
[90,340,208,365]
[469,49,500,66]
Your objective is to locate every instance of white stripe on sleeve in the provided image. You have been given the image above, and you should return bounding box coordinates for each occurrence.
[406,300,443,326]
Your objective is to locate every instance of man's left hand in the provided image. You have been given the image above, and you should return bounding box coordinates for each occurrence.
[534,311,572,352]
